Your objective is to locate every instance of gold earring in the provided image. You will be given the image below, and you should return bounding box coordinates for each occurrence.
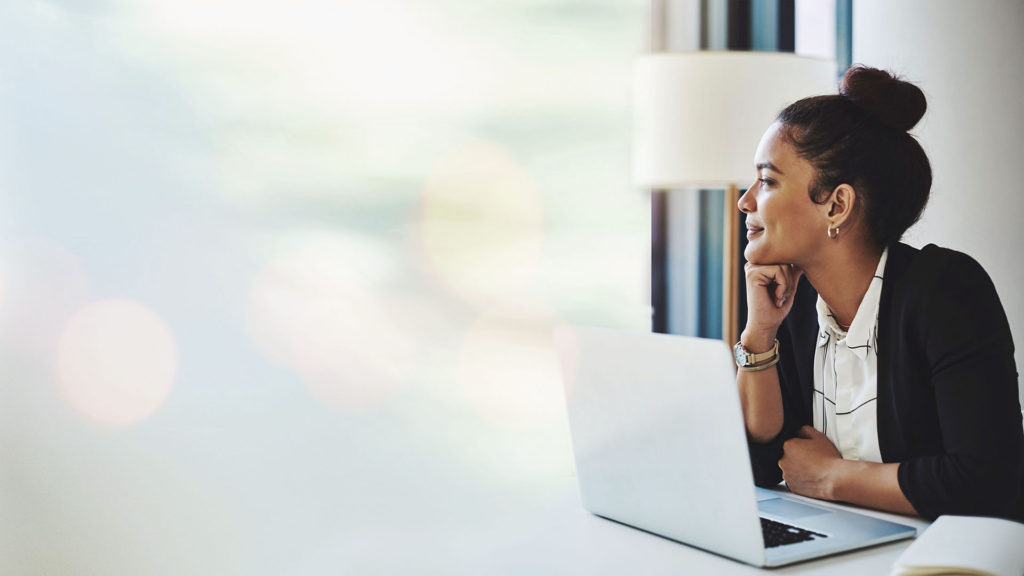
[827,225,839,240]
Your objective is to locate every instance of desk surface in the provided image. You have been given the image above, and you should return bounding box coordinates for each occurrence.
[3,401,930,576]
[299,475,930,575]
[2,367,932,576]
[411,479,931,575]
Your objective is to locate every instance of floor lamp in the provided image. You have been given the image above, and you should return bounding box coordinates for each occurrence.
[633,51,836,345]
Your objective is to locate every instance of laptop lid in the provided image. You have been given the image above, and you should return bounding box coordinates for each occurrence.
[554,325,767,566]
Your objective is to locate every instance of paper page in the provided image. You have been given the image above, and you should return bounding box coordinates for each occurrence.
[892,515,1024,576]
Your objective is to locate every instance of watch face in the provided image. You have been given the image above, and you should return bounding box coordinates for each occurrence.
[733,344,747,365]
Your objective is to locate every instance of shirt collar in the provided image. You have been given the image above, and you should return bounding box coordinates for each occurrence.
[815,248,888,359]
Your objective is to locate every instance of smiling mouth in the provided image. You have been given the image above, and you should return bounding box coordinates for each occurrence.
[746,226,764,238]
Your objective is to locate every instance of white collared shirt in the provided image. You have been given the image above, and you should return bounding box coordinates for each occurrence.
[812,248,888,463]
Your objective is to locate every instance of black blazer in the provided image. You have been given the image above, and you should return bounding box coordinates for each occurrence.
[747,242,1024,521]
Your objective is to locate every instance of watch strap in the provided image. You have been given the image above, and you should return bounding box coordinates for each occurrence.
[734,338,780,368]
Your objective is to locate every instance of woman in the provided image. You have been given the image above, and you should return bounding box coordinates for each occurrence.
[736,65,1024,521]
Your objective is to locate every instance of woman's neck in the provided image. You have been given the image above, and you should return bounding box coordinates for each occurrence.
[802,242,884,329]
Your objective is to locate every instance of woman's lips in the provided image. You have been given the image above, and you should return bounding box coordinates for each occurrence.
[746,224,764,239]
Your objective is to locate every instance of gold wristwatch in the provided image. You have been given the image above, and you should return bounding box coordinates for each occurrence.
[733,339,780,371]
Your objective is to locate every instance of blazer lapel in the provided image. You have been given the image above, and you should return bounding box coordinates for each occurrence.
[875,242,918,462]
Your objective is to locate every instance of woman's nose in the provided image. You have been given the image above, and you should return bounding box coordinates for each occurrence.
[737,181,757,213]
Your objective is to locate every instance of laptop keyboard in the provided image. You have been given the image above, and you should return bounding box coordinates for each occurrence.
[760,517,828,548]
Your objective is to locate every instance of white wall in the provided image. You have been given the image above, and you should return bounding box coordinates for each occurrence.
[854,0,1024,403]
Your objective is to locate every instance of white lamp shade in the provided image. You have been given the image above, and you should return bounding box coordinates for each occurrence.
[633,51,837,189]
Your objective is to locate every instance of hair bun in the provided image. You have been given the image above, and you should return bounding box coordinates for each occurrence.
[839,65,927,132]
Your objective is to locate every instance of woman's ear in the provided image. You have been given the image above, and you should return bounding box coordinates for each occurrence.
[826,184,857,229]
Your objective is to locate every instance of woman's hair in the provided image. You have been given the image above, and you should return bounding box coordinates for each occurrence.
[777,65,932,248]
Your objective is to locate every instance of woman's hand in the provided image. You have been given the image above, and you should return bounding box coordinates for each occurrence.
[779,426,843,500]
[741,262,803,348]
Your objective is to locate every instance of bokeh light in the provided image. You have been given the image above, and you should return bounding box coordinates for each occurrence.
[245,231,414,411]
[56,299,178,428]
[418,139,546,306]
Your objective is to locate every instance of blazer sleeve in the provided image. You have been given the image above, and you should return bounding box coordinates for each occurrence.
[896,248,1024,520]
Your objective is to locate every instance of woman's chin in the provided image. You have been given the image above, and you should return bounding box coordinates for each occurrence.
[744,244,767,264]
[744,246,784,267]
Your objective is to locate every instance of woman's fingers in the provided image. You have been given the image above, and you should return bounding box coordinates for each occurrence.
[781,265,803,307]
[743,262,802,336]
[746,263,797,308]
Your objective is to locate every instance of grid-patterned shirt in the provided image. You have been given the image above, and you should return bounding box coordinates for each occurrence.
[812,248,888,463]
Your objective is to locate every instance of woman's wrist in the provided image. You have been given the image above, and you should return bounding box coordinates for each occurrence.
[740,328,777,353]
[828,459,864,502]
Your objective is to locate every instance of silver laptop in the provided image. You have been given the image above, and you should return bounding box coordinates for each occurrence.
[553,325,916,567]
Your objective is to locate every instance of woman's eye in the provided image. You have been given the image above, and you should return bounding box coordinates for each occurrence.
[759,177,776,187]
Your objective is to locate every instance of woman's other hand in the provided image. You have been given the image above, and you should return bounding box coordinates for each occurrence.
[779,425,843,500]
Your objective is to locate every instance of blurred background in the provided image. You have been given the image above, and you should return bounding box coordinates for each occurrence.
[0,1,649,573]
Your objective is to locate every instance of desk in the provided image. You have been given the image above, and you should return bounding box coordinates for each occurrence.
[307,475,930,575]
[2,359,932,576]
[2,415,929,575]
[457,480,929,575]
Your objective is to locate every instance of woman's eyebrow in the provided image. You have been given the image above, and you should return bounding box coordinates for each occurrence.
[756,161,784,175]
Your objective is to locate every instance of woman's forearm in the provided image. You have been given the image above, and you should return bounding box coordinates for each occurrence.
[830,460,919,516]
[737,368,784,442]
[737,331,785,442]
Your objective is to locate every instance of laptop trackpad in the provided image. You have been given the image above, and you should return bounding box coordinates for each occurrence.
[758,498,832,520]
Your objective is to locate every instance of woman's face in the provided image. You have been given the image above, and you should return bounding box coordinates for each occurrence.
[738,122,827,266]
